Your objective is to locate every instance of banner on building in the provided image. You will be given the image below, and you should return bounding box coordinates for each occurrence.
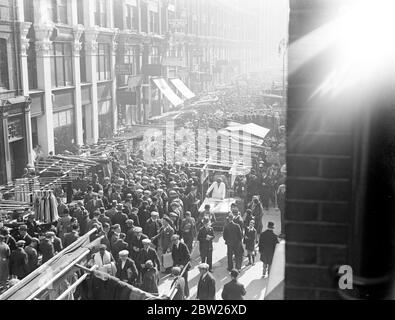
[128,75,143,89]
[162,57,187,68]
[115,64,133,75]
[142,64,162,77]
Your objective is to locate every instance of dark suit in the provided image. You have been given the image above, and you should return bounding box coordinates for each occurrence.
[53,236,63,253]
[172,242,191,297]
[63,231,79,248]
[221,279,246,300]
[111,239,129,261]
[129,234,148,261]
[115,258,138,285]
[197,272,216,300]
[138,247,161,271]
[15,233,32,247]
[197,226,214,271]
[111,212,128,233]
[9,248,29,279]
[223,221,244,270]
[39,239,55,263]
[25,246,38,273]
[258,229,279,274]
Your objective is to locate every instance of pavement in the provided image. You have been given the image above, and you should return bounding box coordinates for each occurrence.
[158,207,282,300]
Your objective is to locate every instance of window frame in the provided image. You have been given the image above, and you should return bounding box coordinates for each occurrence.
[0,38,9,91]
[51,42,73,88]
[97,43,111,81]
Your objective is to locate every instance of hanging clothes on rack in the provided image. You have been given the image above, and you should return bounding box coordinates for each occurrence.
[38,191,59,223]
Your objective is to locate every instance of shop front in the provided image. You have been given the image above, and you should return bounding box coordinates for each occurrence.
[0,97,32,184]
[97,82,114,139]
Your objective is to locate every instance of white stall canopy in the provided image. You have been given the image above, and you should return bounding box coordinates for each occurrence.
[170,78,196,100]
[152,78,184,107]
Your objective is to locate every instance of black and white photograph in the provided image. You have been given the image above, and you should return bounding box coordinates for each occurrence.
[0,0,394,306]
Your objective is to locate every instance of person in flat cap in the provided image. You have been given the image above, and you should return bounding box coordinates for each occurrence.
[141,260,160,294]
[138,238,160,275]
[197,217,214,272]
[197,262,216,300]
[111,204,128,234]
[221,269,246,300]
[91,243,116,276]
[129,226,148,261]
[10,239,29,280]
[116,249,138,285]
[143,212,161,247]
[258,221,279,278]
[15,224,32,247]
[26,213,38,238]
[25,237,39,273]
[171,234,191,297]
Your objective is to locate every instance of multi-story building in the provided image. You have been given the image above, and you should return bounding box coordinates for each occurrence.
[0,0,264,185]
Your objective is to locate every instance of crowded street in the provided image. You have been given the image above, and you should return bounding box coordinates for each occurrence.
[0,0,288,301]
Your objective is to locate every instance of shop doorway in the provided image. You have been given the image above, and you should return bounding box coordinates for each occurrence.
[10,139,26,179]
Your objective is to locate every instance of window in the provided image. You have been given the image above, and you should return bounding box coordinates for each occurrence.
[77,0,84,25]
[51,42,73,88]
[149,11,159,34]
[24,0,34,23]
[141,1,148,33]
[117,45,138,86]
[97,43,111,81]
[95,0,108,28]
[53,109,73,128]
[50,0,68,24]
[27,41,38,89]
[149,46,160,64]
[0,39,9,91]
[126,4,139,31]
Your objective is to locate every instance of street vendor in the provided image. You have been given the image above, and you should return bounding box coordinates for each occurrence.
[206,177,226,200]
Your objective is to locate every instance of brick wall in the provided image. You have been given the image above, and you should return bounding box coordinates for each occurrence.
[285,0,354,300]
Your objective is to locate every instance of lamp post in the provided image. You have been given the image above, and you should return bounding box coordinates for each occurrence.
[279,38,288,107]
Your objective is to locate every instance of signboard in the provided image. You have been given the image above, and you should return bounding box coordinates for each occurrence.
[117,91,137,105]
[115,64,133,75]
[127,75,143,89]
[142,64,162,77]
[8,117,24,142]
[162,57,187,68]
[169,19,187,29]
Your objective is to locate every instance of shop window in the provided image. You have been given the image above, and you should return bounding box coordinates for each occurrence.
[95,0,108,28]
[117,45,137,86]
[51,42,73,88]
[0,39,9,91]
[97,43,111,81]
[50,0,68,24]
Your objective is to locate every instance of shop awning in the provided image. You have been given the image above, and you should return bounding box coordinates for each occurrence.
[170,78,196,100]
[152,78,184,107]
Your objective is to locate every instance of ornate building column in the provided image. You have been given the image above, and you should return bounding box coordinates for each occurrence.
[34,23,55,155]
[72,24,85,146]
[111,29,120,135]
[19,21,34,165]
[84,27,100,144]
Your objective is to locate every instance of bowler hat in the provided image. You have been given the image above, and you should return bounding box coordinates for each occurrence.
[268,222,275,229]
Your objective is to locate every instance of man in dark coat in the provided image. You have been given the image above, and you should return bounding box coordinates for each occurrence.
[111,233,129,261]
[115,250,138,285]
[143,212,162,245]
[39,234,55,263]
[197,218,215,272]
[222,269,247,300]
[63,226,80,248]
[196,263,216,300]
[25,238,39,273]
[138,239,161,271]
[171,235,191,298]
[111,204,128,234]
[129,227,148,261]
[223,214,244,272]
[9,240,29,279]
[258,222,279,277]
[14,225,32,246]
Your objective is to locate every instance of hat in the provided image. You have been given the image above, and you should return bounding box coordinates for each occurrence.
[19,225,28,231]
[16,240,26,247]
[172,266,181,276]
[99,244,107,250]
[268,222,275,229]
[46,231,55,237]
[119,250,129,257]
[163,216,172,224]
[151,211,159,217]
[202,217,210,225]
[198,263,209,270]
[116,204,123,210]
[169,212,178,218]
[142,239,151,245]
[230,269,239,278]
[126,219,134,225]
[133,227,143,233]
[112,200,118,205]
[171,234,180,241]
